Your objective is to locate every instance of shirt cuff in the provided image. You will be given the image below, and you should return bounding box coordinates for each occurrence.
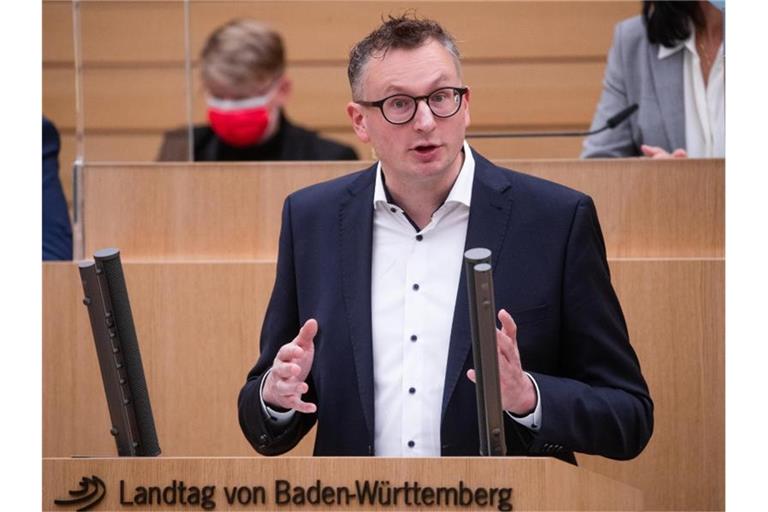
[259,368,296,425]
[504,372,542,431]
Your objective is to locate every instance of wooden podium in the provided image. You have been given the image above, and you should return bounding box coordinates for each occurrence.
[45,159,724,510]
[43,457,641,511]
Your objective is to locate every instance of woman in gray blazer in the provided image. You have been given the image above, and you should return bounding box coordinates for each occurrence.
[582,1,724,158]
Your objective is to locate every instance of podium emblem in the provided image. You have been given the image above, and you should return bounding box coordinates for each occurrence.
[54,475,106,511]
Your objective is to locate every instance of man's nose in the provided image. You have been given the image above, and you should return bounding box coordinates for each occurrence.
[412,99,436,132]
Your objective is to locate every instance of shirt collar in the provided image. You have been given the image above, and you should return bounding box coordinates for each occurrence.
[658,23,696,60]
[658,39,688,59]
[373,140,475,209]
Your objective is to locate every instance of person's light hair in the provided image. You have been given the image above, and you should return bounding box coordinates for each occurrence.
[201,18,285,91]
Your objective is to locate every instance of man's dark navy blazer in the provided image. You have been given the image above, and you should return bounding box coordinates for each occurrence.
[238,148,653,461]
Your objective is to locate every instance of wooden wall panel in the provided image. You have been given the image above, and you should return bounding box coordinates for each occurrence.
[44,1,636,64]
[42,261,315,458]
[42,258,724,510]
[187,1,635,62]
[79,1,187,63]
[580,259,725,511]
[42,1,73,64]
[80,162,345,261]
[45,61,605,132]
[56,132,587,205]
[80,159,724,260]
[42,0,637,209]
[511,159,725,258]
[43,67,76,135]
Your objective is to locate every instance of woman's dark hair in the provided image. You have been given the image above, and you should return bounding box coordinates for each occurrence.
[642,1,704,47]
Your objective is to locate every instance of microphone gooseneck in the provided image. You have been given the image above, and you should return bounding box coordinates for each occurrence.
[466,104,638,139]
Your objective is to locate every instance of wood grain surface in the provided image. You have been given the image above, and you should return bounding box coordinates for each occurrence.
[43,456,642,511]
[42,0,638,208]
[79,159,724,260]
[43,258,724,510]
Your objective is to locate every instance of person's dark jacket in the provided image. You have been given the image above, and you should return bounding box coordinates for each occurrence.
[238,148,653,462]
[156,112,358,162]
[42,116,73,261]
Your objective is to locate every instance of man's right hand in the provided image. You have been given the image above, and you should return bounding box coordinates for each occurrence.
[262,318,318,414]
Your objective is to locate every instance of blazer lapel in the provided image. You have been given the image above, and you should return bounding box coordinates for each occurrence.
[649,45,686,151]
[442,152,513,417]
[338,167,377,440]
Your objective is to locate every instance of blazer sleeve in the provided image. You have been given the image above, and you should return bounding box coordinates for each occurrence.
[238,196,318,455]
[528,196,654,460]
[581,22,641,158]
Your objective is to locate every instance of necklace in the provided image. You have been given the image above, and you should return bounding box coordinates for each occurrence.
[697,40,713,69]
[696,30,721,70]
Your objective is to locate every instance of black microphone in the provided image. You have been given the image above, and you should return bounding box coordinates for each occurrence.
[466,104,638,139]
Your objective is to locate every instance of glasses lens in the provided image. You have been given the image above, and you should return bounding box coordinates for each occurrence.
[382,95,416,123]
[429,88,461,117]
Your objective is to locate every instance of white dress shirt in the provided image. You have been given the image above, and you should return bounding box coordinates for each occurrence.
[658,30,725,157]
[371,142,539,456]
[262,142,541,454]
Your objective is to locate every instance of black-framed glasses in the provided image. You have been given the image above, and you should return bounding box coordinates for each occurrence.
[356,86,468,125]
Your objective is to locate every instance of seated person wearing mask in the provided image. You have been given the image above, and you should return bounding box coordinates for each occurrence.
[582,1,724,159]
[157,18,358,161]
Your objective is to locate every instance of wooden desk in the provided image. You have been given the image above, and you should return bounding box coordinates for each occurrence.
[77,159,724,260]
[45,157,725,510]
[43,258,724,510]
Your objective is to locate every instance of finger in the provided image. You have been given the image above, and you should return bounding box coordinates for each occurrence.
[274,379,309,397]
[495,329,515,366]
[275,342,303,363]
[672,148,688,158]
[497,309,522,367]
[498,309,518,339]
[466,369,476,383]
[295,318,318,349]
[640,144,661,157]
[289,398,317,414]
[271,361,301,380]
[263,371,295,408]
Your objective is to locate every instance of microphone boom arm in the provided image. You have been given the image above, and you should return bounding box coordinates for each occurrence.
[466,104,638,139]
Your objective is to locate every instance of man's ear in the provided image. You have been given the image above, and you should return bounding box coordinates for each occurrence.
[347,102,370,143]
[274,76,292,106]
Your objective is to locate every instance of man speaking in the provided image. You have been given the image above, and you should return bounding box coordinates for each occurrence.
[238,15,653,462]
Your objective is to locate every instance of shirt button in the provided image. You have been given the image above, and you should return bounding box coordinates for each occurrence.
[412,283,419,291]
[409,387,416,394]
[408,440,415,448]
[390,207,396,213]
[410,334,417,342]
[416,234,423,241]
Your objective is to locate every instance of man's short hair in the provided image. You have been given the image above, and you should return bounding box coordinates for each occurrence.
[201,18,285,91]
[347,14,461,100]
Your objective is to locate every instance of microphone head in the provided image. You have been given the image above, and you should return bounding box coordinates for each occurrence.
[606,104,638,128]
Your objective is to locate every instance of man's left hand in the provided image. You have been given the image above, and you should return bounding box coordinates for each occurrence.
[467,309,537,415]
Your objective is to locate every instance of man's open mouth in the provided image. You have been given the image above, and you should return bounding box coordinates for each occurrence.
[413,144,438,153]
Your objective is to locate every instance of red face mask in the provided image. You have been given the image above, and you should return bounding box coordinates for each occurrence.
[207,107,270,147]
[206,93,274,147]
